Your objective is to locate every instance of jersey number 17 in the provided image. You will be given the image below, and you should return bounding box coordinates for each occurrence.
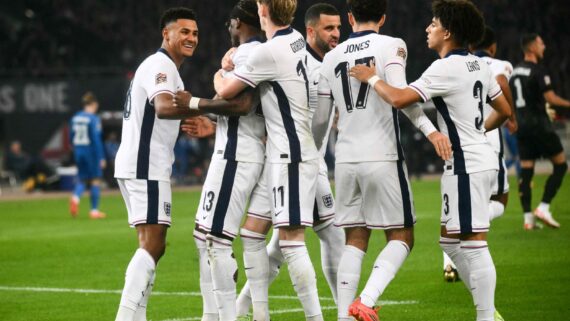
[335,56,375,112]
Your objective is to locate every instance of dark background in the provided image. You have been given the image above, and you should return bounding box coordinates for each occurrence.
[0,0,569,181]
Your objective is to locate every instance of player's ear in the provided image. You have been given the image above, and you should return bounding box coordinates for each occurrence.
[236,18,242,29]
[378,14,386,28]
[347,12,355,27]
[162,27,169,41]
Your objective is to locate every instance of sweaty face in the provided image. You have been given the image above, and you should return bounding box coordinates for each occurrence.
[426,17,446,51]
[166,19,199,58]
[313,14,341,54]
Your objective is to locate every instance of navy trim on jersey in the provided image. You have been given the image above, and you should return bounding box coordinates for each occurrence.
[458,174,473,233]
[312,199,319,223]
[269,81,302,162]
[274,26,294,37]
[288,162,301,226]
[136,99,155,179]
[433,97,466,174]
[306,44,323,62]
[147,180,159,224]
[391,108,405,161]
[348,30,376,39]
[211,160,238,237]
[445,48,469,58]
[397,160,414,227]
[497,127,505,194]
[157,48,175,63]
[224,116,240,160]
[473,50,491,58]
[245,36,264,44]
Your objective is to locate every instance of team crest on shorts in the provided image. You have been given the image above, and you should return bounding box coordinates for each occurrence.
[322,194,334,208]
[155,73,167,85]
[164,202,171,217]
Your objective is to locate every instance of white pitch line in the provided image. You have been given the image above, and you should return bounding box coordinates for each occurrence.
[0,285,418,321]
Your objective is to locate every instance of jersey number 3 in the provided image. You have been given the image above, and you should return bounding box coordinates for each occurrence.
[473,81,484,130]
[335,56,375,112]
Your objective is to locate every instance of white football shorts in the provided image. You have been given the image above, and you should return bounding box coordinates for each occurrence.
[335,161,416,229]
[440,169,496,234]
[117,178,172,227]
[195,159,262,239]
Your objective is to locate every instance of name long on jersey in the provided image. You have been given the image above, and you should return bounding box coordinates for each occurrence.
[409,49,502,175]
[475,51,513,154]
[234,27,318,164]
[305,44,334,157]
[319,31,409,163]
[215,38,265,164]
[114,49,183,182]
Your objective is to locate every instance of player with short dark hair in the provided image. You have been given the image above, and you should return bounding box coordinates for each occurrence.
[510,33,570,230]
[349,1,511,320]
[318,0,451,320]
[69,91,106,219]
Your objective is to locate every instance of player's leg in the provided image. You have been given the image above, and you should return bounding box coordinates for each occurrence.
[535,135,567,228]
[273,160,323,321]
[517,136,540,229]
[333,163,366,321]
[115,179,171,321]
[88,178,106,219]
[488,155,509,221]
[70,154,88,217]
[193,228,218,321]
[350,161,415,320]
[240,218,272,321]
[313,159,344,303]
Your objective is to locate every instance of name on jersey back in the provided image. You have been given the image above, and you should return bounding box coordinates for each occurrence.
[344,40,370,54]
[466,60,481,72]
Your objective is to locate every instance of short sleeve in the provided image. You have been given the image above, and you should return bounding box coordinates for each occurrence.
[143,58,178,102]
[408,60,449,102]
[234,45,277,88]
[487,71,503,101]
[384,38,408,69]
[536,65,554,93]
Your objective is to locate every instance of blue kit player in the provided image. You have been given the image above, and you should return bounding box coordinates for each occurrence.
[69,92,106,219]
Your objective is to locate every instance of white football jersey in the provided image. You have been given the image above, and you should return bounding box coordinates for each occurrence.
[306,44,334,156]
[478,52,513,153]
[234,27,318,163]
[115,49,183,182]
[409,49,503,175]
[215,38,266,163]
[319,31,411,163]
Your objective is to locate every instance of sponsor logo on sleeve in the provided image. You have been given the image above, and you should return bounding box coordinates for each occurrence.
[396,47,407,60]
[156,73,167,85]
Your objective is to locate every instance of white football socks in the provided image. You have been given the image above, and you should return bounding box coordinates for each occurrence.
[359,240,409,307]
[461,240,496,321]
[193,230,219,321]
[116,248,156,321]
[207,234,237,321]
[314,220,344,303]
[489,201,505,221]
[443,251,456,270]
[240,228,270,321]
[133,271,155,321]
[337,245,365,319]
[280,240,322,319]
[440,237,471,289]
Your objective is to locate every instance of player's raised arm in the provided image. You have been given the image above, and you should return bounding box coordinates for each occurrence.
[154,92,203,119]
[174,88,259,116]
[349,63,421,108]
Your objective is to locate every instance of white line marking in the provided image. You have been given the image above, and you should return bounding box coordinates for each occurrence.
[0,285,418,321]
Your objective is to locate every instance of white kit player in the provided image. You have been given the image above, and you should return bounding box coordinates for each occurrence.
[234,4,345,317]
[316,1,451,320]
[213,1,323,320]
[180,1,266,320]
[349,1,512,320]
[113,8,198,321]
[442,25,518,282]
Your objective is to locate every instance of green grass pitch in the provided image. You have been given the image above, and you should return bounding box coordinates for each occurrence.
[1,175,569,320]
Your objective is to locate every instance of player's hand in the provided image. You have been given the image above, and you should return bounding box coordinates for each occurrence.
[174,91,192,109]
[221,47,237,71]
[427,131,452,161]
[349,63,377,83]
[100,159,107,169]
[181,116,216,138]
[505,118,518,134]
